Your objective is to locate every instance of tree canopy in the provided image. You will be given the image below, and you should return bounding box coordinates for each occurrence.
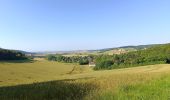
[0,49,27,60]
[94,44,170,70]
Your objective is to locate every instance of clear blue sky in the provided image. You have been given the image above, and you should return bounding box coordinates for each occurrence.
[0,0,170,52]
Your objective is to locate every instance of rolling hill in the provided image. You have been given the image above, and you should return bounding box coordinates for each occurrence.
[32,44,160,56]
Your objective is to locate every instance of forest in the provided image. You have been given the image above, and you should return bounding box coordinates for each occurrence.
[94,44,170,70]
[46,55,94,65]
[0,49,27,60]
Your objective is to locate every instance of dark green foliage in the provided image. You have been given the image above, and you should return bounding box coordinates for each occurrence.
[47,55,93,65]
[166,58,170,64]
[0,49,27,60]
[46,55,56,61]
[94,60,113,70]
[79,59,89,65]
[94,44,170,70]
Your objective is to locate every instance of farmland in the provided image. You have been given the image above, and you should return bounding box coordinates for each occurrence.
[0,60,170,100]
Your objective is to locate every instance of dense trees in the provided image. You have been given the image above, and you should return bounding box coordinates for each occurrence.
[47,44,170,70]
[0,49,27,60]
[94,60,113,70]
[94,44,170,70]
[47,55,92,65]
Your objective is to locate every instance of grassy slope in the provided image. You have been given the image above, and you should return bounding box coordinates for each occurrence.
[0,60,92,86]
[0,60,74,86]
[0,60,170,100]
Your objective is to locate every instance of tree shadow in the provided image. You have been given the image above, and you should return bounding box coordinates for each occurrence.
[166,59,170,64]
[0,79,98,100]
[0,59,35,63]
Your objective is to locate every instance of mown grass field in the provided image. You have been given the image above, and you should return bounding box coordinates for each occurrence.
[0,59,170,100]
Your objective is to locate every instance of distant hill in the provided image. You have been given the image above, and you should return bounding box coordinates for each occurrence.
[32,44,162,55]
[94,44,160,55]
[0,48,33,55]
[16,50,33,55]
[97,44,159,52]
[0,43,163,56]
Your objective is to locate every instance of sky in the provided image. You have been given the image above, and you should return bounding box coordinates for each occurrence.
[0,0,170,52]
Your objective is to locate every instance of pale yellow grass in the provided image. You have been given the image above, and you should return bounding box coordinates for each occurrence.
[0,60,74,86]
[0,60,170,87]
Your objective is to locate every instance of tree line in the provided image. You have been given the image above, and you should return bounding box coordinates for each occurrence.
[0,49,27,60]
[47,55,94,65]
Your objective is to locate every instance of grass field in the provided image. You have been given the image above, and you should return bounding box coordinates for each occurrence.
[0,60,170,100]
[0,59,92,86]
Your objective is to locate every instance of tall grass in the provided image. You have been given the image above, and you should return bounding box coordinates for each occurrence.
[1,61,170,100]
[0,79,97,100]
[0,73,170,100]
[93,74,170,100]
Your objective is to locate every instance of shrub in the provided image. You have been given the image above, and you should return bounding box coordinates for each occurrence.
[46,55,56,61]
[79,59,89,65]
[166,58,170,64]
[95,60,113,70]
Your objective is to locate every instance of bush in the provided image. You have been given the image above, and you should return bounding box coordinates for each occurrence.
[166,58,170,64]
[46,55,56,61]
[79,59,89,65]
[95,60,113,70]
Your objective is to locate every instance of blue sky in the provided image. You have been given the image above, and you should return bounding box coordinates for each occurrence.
[0,0,170,52]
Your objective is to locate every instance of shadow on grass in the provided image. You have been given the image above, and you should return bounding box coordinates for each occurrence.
[0,79,98,100]
[0,59,34,63]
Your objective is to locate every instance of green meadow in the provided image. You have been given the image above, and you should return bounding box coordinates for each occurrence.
[0,59,170,100]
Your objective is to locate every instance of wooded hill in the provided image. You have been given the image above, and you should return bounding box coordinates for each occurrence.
[0,48,27,60]
[95,44,160,55]
[94,43,170,70]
